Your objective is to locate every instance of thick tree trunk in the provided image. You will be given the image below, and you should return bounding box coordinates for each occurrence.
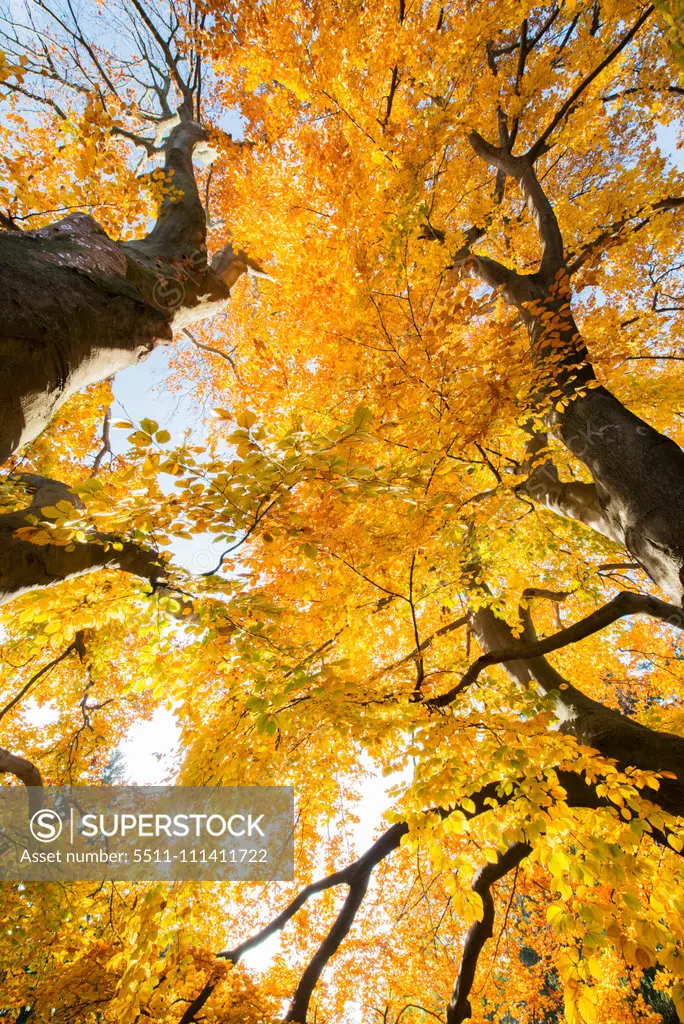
[0,122,247,464]
[523,296,684,605]
[552,373,684,607]
[0,217,173,463]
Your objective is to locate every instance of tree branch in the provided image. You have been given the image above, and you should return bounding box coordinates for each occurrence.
[430,590,683,708]
[0,746,43,814]
[179,823,411,1023]
[467,133,564,281]
[446,843,532,1024]
[567,196,684,274]
[223,821,410,967]
[458,595,684,817]
[179,763,681,1022]
[380,64,400,128]
[183,328,236,369]
[0,475,164,606]
[527,6,655,163]
[285,870,370,1022]
[370,615,468,684]
[128,0,194,119]
[0,634,83,723]
[91,405,112,476]
[517,457,620,543]
[125,121,207,262]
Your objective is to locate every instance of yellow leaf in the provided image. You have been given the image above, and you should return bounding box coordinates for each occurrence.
[578,993,597,1022]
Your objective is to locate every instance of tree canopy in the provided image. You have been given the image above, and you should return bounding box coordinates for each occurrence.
[0,0,683,1022]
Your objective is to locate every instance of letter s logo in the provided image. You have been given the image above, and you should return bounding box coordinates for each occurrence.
[30,808,63,843]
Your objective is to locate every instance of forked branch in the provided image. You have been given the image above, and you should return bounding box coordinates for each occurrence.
[467,132,564,282]
[430,590,684,708]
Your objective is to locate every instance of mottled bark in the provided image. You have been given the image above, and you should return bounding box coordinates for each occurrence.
[463,133,684,605]
[552,377,684,606]
[520,465,619,542]
[0,122,249,464]
[516,432,619,543]
[0,474,162,606]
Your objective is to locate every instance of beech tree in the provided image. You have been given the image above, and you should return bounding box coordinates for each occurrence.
[0,0,260,464]
[0,1,683,1023]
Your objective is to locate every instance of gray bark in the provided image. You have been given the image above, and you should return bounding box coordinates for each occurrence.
[552,377,684,606]
[521,289,684,606]
[469,601,684,818]
[519,459,620,544]
[0,474,162,606]
[464,134,684,605]
[0,122,249,464]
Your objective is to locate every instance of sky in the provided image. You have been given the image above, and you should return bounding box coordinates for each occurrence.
[110,321,400,875]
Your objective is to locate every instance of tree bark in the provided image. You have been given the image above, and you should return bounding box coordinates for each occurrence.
[0,746,44,816]
[0,475,162,606]
[0,122,249,464]
[462,134,684,605]
[468,601,684,818]
[552,372,684,607]
[522,288,684,607]
[446,843,532,1024]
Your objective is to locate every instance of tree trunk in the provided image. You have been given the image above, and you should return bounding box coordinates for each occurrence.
[462,133,684,605]
[524,295,684,606]
[553,373,684,608]
[0,122,247,464]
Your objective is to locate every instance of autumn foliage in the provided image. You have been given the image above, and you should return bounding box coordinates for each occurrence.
[0,0,683,1022]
